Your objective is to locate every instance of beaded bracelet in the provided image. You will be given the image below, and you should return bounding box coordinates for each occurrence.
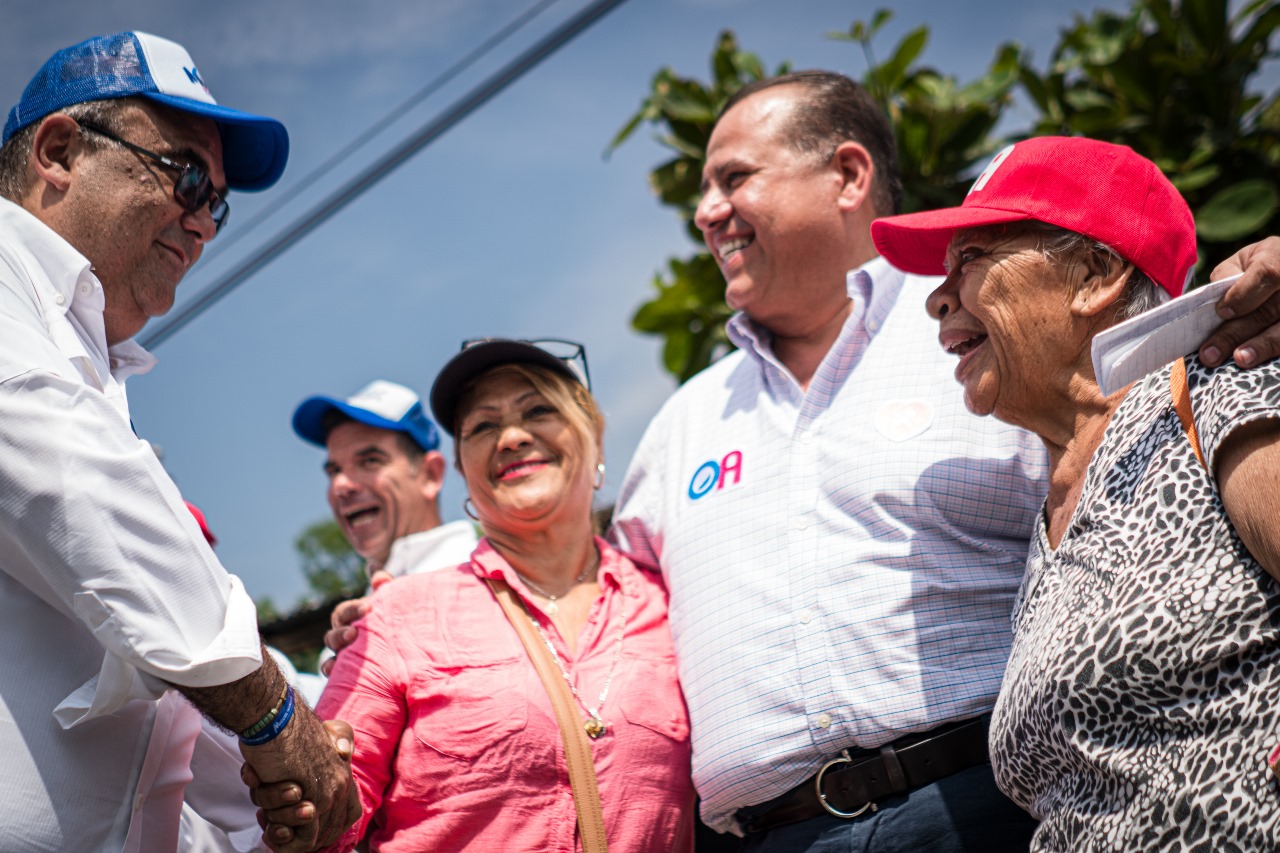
[239,684,294,746]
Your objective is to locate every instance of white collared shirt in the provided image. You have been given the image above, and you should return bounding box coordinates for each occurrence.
[0,197,262,851]
[611,257,1049,833]
[381,520,480,580]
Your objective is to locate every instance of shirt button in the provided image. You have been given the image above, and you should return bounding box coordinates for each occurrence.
[867,318,880,333]
[79,282,91,294]
[816,713,832,729]
[791,517,808,531]
[54,293,65,306]
[798,610,813,624]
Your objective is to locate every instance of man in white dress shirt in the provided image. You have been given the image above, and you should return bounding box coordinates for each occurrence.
[0,31,355,852]
[610,71,1280,852]
[291,379,479,678]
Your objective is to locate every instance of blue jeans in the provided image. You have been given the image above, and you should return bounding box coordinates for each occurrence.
[740,764,1036,853]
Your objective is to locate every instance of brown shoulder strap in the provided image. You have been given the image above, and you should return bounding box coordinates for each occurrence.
[1170,357,1206,468]
[485,577,609,853]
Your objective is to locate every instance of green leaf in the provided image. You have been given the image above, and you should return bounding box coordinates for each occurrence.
[734,50,766,82]
[712,31,742,88]
[1257,93,1280,132]
[1018,66,1052,113]
[1168,164,1221,192]
[1181,0,1229,54]
[877,26,929,91]
[1196,179,1280,241]
[1235,3,1280,59]
[605,110,647,155]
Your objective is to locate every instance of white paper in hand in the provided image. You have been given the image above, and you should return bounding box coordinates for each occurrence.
[1091,274,1241,396]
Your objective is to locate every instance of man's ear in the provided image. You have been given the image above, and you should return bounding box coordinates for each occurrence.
[832,140,875,214]
[28,113,84,195]
[419,451,447,501]
[1071,252,1133,318]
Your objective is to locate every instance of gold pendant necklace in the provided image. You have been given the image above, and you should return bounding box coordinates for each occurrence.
[518,592,625,740]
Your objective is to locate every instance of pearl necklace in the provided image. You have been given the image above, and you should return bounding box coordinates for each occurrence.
[515,584,625,739]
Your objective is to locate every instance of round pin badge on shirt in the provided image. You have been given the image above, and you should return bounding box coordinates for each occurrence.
[873,400,934,442]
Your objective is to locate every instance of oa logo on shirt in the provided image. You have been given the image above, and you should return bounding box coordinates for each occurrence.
[687,450,743,500]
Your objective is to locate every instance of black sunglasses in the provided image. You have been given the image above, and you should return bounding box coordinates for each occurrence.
[78,122,229,234]
[461,338,591,391]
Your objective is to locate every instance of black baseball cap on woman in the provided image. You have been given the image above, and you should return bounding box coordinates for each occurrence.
[429,338,590,436]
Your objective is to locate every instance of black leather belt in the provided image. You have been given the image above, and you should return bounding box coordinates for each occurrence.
[737,715,992,835]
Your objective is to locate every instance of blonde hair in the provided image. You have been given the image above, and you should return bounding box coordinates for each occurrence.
[452,362,604,469]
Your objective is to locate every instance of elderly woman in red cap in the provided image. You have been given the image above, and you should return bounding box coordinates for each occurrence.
[286,339,694,852]
[872,137,1280,850]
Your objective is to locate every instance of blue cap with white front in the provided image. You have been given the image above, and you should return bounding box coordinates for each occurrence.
[293,380,441,453]
[3,31,288,191]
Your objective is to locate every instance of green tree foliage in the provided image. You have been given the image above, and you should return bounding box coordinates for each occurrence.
[256,597,281,623]
[1019,0,1280,268]
[294,518,366,601]
[617,0,1280,382]
[829,14,1023,213]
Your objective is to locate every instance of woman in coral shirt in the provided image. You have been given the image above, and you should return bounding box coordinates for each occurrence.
[315,339,694,852]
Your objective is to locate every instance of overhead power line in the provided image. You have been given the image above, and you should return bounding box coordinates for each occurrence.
[141,0,630,349]
[199,0,564,268]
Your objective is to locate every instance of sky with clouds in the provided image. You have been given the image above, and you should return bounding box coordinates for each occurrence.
[3,0,1177,608]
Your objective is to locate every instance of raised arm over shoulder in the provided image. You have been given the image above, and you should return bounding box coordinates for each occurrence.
[1200,237,1280,369]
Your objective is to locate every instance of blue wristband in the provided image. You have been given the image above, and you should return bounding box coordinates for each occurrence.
[240,684,295,746]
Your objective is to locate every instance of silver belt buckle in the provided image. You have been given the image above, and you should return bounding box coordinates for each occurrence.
[815,749,877,819]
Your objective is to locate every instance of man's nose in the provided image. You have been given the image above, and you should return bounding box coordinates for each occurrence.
[182,204,218,245]
[695,186,729,235]
[330,471,358,498]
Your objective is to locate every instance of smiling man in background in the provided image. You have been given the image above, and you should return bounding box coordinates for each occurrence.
[293,379,478,677]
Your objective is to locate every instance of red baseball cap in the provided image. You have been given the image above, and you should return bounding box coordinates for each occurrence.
[185,501,218,548]
[870,136,1197,297]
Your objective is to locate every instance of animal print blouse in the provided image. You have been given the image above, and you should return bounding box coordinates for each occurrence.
[991,357,1280,851]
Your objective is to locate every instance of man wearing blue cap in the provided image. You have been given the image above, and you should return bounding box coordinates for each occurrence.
[293,380,478,604]
[0,31,354,852]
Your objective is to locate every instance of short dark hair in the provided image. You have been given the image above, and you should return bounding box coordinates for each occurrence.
[320,409,427,464]
[721,71,903,216]
[0,97,134,202]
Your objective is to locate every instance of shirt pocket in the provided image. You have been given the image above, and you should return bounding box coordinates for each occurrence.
[408,659,531,763]
[616,656,690,745]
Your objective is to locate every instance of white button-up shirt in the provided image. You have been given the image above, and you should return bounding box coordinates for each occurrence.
[0,198,262,851]
[611,258,1049,833]
[381,520,480,580]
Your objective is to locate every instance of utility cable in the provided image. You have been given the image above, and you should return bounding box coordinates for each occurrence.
[142,0,630,349]
[200,0,563,267]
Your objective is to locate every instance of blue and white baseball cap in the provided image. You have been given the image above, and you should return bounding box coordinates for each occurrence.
[293,380,441,453]
[3,31,288,191]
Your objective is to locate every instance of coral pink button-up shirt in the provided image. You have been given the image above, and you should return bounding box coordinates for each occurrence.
[317,537,695,852]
